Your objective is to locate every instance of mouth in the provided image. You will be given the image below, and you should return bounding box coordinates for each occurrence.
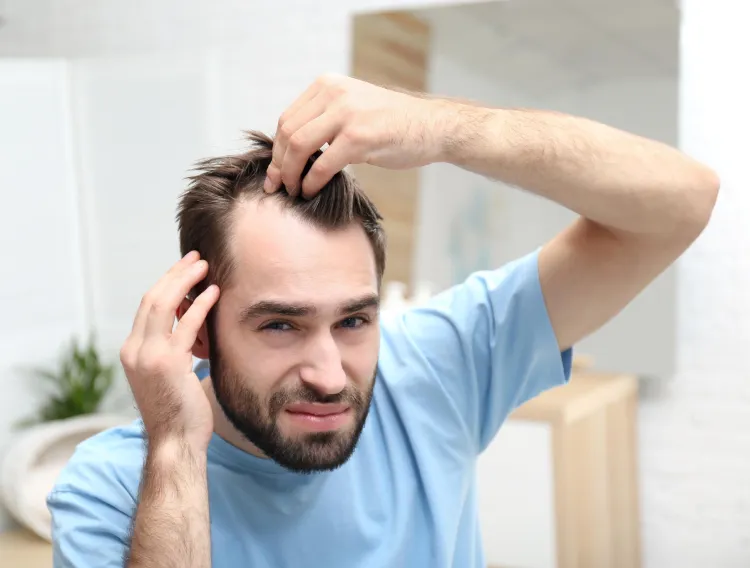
[283,403,352,432]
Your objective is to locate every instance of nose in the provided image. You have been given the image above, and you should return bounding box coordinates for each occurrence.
[298,331,347,396]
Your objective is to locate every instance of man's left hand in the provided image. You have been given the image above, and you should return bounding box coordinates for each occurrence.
[265,74,449,198]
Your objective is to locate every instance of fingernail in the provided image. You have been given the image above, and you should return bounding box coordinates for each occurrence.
[264,176,274,193]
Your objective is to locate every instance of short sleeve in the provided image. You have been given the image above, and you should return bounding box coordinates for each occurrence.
[48,488,132,567]
[46,425,142,567]
[382,249,572,453]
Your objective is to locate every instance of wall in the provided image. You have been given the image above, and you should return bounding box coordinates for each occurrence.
[0,0,462,57]
[414,6,678,380]
[0,60,88,530]
[638,0,750,564]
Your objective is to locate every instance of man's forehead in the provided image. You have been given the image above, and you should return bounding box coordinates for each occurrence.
[226,197,378,297]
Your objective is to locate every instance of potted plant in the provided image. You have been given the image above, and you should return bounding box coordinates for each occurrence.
[16,334,117,427]
[1,334,133,541]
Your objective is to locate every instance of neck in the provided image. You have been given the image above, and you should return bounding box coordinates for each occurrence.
[202,376,269,460]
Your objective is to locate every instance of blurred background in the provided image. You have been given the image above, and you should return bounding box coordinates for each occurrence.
[0,0,747,567]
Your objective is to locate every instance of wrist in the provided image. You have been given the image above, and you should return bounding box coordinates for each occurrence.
[428,99,497,165]
[148,434,209,464]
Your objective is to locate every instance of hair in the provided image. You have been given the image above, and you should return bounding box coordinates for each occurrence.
[176,131,386,299]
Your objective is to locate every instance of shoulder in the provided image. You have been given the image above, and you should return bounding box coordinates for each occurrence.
[47,421,145,565]
[50,419,145,508]
[377,249,547,363]
[375,249,570,449]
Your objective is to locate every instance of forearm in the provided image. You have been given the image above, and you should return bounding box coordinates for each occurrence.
[438,103,719,237]
[126,439,211,568]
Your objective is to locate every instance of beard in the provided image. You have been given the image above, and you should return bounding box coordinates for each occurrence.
[207,320,376,473]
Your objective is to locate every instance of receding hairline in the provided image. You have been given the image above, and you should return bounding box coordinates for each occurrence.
[223,191,382,281]
[176,130,386,299]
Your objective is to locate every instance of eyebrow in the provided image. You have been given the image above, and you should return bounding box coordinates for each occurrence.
[239,293,380,323]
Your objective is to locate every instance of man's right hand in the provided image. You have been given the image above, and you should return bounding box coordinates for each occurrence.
[120,251,220,453]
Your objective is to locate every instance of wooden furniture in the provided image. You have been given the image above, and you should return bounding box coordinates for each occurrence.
[478,361,641,568]
[0,529,51,568]
[350,11,429,289]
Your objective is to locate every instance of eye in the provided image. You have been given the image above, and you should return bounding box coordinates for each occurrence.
[338,316,369,329]
[260,321,295,332]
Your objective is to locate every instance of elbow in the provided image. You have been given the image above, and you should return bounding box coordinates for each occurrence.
[680,164,720,240]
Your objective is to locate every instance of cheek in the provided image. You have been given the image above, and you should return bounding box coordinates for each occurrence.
[217,327,296,394]
[341,328,380,382]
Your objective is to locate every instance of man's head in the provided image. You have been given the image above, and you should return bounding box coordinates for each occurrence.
[176,131,386,473]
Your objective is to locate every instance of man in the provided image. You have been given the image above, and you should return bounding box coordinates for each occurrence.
[48,75,718,567]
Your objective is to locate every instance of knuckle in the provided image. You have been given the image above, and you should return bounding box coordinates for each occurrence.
[137,349,170,377]
[287,133,306,153]
[119,344,135,370]
[319,72,343,85]
[309,160,329,179]
[279,122,295,142]
[336,101,356,123]
[139,292,153,310]
[341,127,364,147]
[276,114,289,135]
[317,74,346,96]
[149,299,166,315]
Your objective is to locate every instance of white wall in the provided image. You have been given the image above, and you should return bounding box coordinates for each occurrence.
[68,52,215,354]
[415,7,678,380]
[0,0,463,57]
[0,60,88,530]
[637,0,750,565]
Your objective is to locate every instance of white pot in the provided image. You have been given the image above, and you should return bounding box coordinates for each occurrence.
[0,413,132,541]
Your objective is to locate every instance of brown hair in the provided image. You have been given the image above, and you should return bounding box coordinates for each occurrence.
[176,131,386,299]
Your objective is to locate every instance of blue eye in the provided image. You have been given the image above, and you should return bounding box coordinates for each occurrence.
[262,321,294,332]
[339,316,367,329]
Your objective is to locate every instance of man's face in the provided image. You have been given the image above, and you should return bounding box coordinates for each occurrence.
[208,197,381,472]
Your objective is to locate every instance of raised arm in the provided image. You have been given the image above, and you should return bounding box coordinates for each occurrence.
[265,75,719,352]
[118,251,220,568]
[440,106,719,351]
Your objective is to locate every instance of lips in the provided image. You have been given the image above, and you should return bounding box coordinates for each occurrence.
[285,403,349,416]
[283,403,353,432]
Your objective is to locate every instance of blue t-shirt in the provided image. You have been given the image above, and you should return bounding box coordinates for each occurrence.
[48,250,572,567]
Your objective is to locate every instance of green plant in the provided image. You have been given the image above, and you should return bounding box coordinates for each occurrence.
[18,333,116,427]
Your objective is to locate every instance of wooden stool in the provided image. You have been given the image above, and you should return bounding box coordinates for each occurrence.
[478,363,641,568]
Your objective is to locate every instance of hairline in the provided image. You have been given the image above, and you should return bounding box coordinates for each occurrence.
[215,191,383,296]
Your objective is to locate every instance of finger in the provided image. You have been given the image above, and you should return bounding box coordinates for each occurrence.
[267,96,327,195]
[279,81,322,132]
[280,111,341,196]
[172,284,220,351]
[131,251,200,337]
[301,138,355,198]
[267,83,322,193]
[143,259,209,339]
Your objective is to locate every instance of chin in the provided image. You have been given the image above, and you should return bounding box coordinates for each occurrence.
[271,428,362,473]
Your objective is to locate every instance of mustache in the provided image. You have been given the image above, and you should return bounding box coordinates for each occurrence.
[268,384,366,415]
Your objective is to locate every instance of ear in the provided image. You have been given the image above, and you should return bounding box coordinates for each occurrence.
[177,297,210,359]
